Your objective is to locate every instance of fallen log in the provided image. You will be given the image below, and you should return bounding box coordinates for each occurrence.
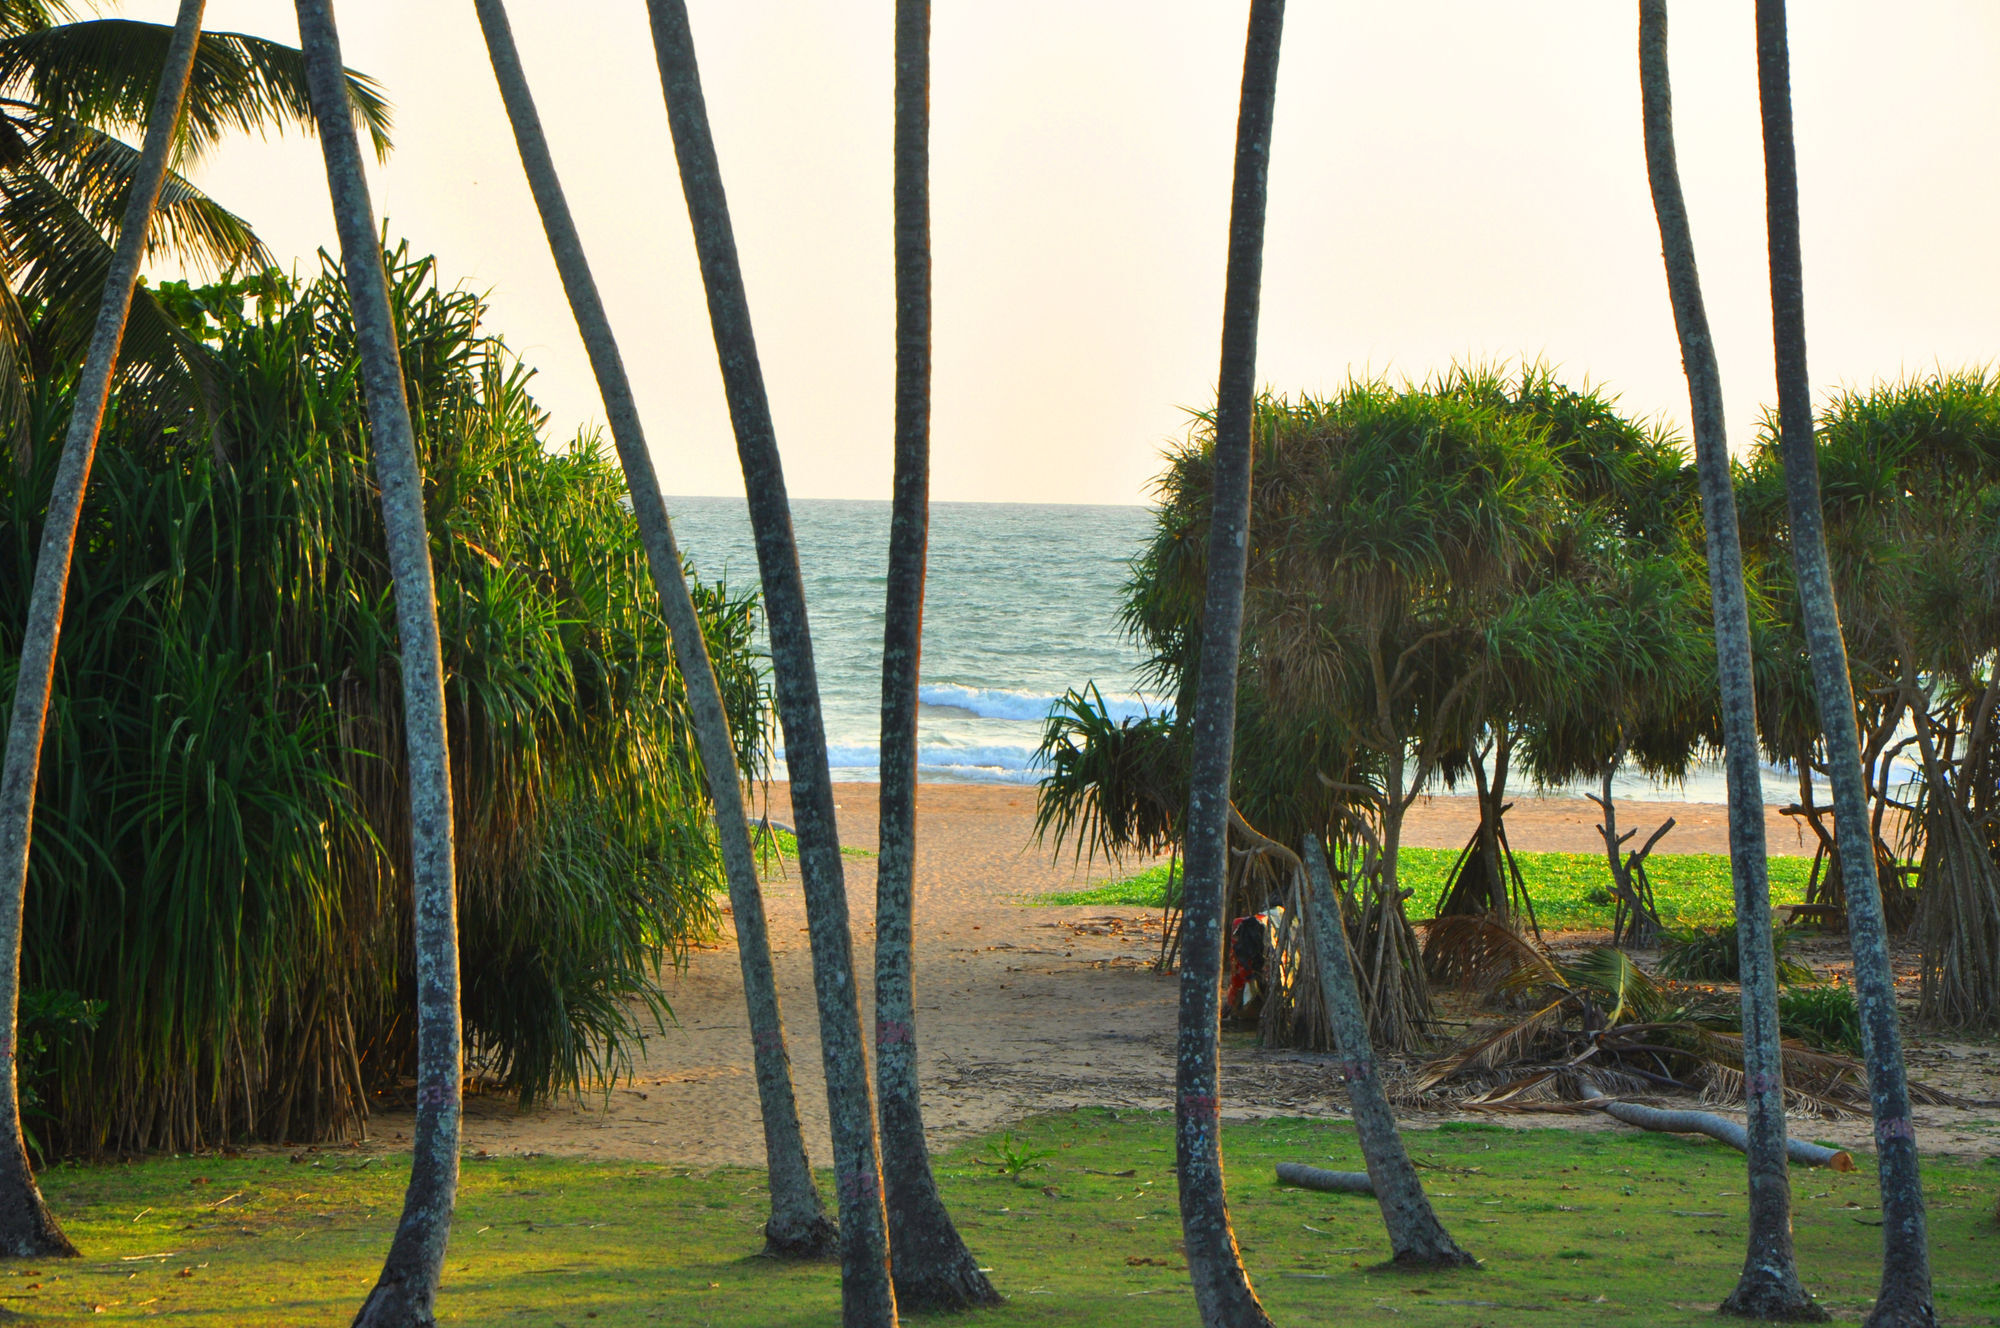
[1585,1092,1853,1171]
[1274,1162,1375,1195]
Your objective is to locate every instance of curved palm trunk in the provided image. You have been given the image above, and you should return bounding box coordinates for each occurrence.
[1636,5,1823,1318]
[1753,6,1933,1323]
[874,0,997,1310]
[1177,5,1284,1324]
[0,0,206,1261]
[471,0,836,1261]
[643,4,896,1322]
[1301,837,1472,1268]
[298,5,464,1324]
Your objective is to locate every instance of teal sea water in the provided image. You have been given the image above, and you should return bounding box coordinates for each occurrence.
[668,496,1824,803]
[668,498,1160,783]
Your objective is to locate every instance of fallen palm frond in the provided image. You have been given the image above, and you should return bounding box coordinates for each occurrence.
[1414,949,1973,1119]
[1409,999,1569,1095]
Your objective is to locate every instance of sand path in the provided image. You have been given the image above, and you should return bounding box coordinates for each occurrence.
[361,787,1995,1167]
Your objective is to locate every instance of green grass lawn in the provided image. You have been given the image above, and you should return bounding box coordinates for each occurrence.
[1036,849,1818,931]
[27,1112,2000,1324]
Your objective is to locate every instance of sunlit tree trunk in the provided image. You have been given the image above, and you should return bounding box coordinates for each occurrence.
[1176,4,1284,1324]
[299,5,465,1324]
[0,0,207,1262]
[873,0,997,1310]
[471,0,836,1260]
[1753,5,1933,1323]
[1637,5,1823,1319]
[1301,837,1472,1267]
[643,3,896,1322]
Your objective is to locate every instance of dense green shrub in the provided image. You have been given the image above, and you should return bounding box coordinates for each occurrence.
[1,249,768,1154]
[1657,925,1815,986]
[1778,982,1863,1055]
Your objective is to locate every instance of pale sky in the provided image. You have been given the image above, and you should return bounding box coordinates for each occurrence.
[127,2,2000,506]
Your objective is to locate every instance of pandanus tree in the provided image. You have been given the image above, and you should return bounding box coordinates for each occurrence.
[0,0,203,1261]
[299,1,461,1322]
[1740,373,2000,1026]
[0,0,391,437]
[1754,5,1935,1322]
[644,2,896,1321]
[873,0,998,1309]
[1639,3,1825,1315]
[471,0,836,1259]
[1130,378,1570,1049]
[1175,3,1284,1324]
[1428,368,1696,931]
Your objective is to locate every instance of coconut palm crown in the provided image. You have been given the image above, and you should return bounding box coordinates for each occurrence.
[0,0,390,432]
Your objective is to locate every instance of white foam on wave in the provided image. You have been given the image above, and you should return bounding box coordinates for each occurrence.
[916,682,1165,724]
[779,742,1043,784]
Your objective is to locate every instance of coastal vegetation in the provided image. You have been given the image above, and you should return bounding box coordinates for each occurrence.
[0,0,1989,1324]
[1035,848,1819,931]
[0,251,766,1156]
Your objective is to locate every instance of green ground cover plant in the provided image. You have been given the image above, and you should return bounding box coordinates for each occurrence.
[1037,848,1815,931]
[21,1112,1996,1324]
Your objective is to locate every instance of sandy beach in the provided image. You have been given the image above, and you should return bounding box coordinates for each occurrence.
[363,785,1995,1169]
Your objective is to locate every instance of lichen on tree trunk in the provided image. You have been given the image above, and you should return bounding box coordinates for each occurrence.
[1638,3,1823,1318]
[874,0,997,1310]
[1175,4,1285,1325]
[644,4,896,1321]
[300,4,466,1324]
[1753,4,1934,1322]
[0,0,208,1265]
[471,0,835,1260]
[1301,837,1473,1268]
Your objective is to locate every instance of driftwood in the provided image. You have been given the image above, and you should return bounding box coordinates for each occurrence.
[1582,1088,1853,1171]
[1274,1162,1374,1195]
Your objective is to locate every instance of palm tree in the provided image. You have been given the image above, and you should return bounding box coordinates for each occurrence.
[296,3,460,1324]
[0,0,203,1261]
[873,0,996,1310]
[1753,4,1933,1322]
[0,1,390,438]
[470,0,836,1261]
[1636,4,1823,1317]
[1301,835,1472,1266]
[1177,3,1284,1325]
[643,2,896,1322]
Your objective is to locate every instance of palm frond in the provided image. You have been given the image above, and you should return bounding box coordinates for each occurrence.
[1420,912,1558,995]
[0,19,392,162]
[1410,997,1568,1094]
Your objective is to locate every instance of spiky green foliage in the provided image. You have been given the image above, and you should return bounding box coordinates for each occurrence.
[0,3,392,435]
[1778,982,1862,1056]
[1656,925,1815,987]
[1740,369,2000,1024]
[1032,685,1181,867]
[0,246,767,1155]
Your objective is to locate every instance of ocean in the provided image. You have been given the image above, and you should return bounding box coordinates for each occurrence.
[666,496,1820,805]
[667,498,1159,784]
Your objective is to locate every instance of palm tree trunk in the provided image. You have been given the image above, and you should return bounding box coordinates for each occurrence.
[471,0,836,1261]
[1301,836,1472,1267]
[298,5,463,1324]
[643,4,896,1322]
[1637,6,1824,1318]
[873,0,997,1310]
[1753,5,1933,1322]
[1176,4,1284,1324]
[0,0,206,1261]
